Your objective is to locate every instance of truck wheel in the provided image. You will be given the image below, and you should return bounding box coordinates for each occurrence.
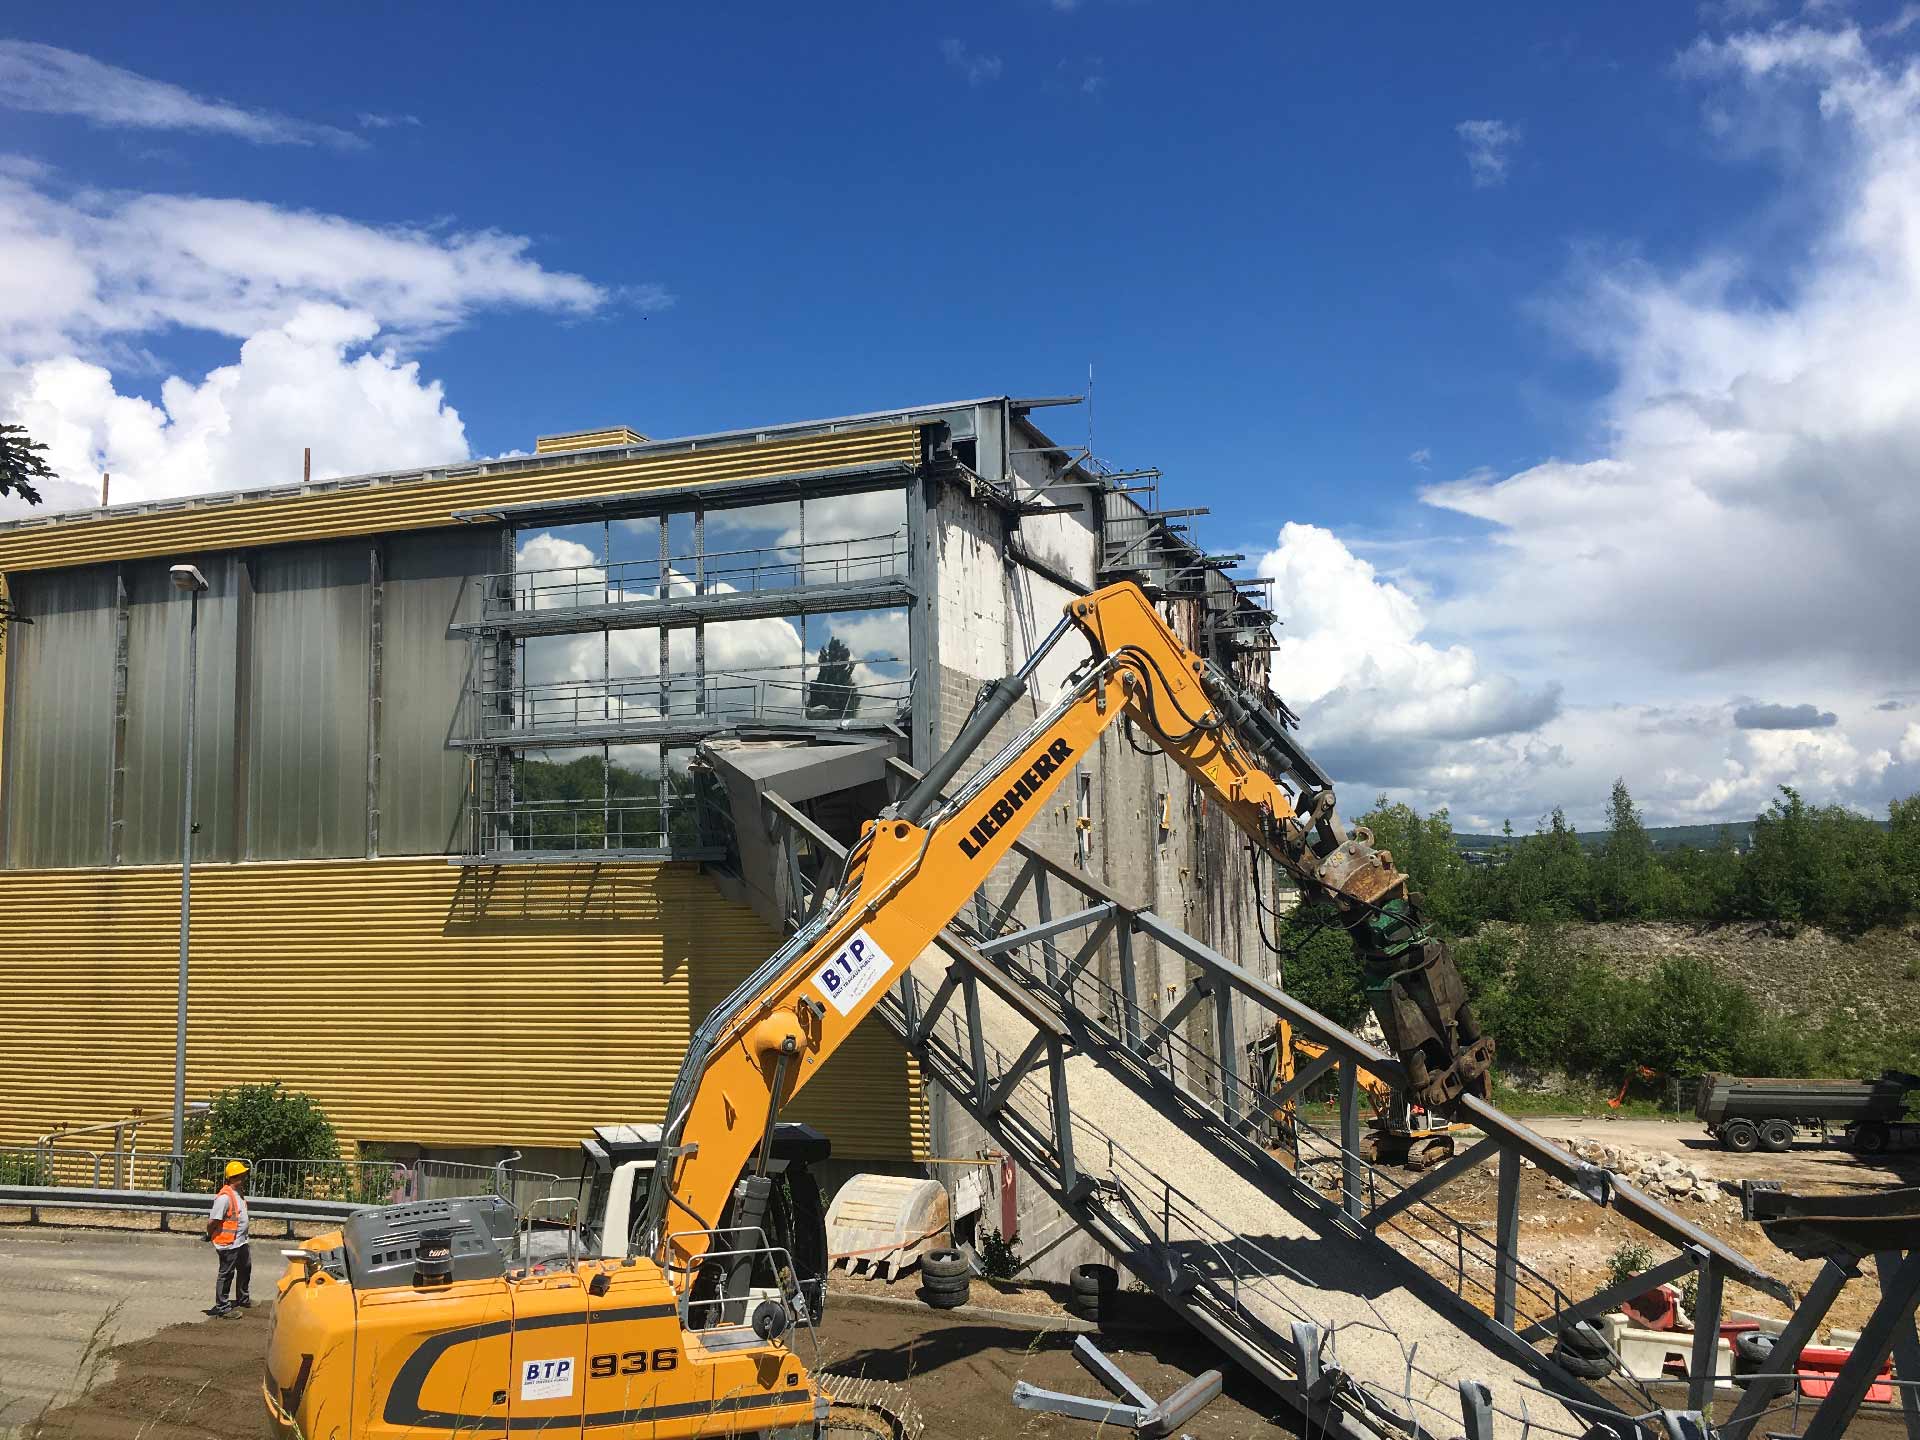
[1759,1119,1794,1153]
[1723,1119,1760,1154]
[1854,1123,1890,1155]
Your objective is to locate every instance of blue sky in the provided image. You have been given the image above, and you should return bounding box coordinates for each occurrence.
[4,3,1920,827]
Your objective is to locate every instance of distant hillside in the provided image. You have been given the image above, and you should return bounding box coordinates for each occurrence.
[1455,822,1757,854]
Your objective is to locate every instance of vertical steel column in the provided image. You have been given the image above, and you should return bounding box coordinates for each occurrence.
[1720,1257,1852,1440]
[658,514,671,718]
[1686,1252,1723,1413]
[1877,1250,1920,1440]
[1048,1038,1077,1192]
[1215,983,1240,1128]
[694,509,707,714]
[1035,869,1056,983]
[1339,1061,1363,1222]
[1493,1147,1521,1328]
[1117,922,1142,1051]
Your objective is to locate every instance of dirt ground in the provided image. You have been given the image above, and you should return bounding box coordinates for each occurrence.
[18,1285,1293,1440]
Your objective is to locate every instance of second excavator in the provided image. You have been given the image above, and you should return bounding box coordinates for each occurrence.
[264,579,1493,1440]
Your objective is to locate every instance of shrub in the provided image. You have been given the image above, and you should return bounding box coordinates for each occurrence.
[977,1229,1020,1280]
[184,1081,338,1184]
[1277,905,1369,1030]
[1606,1240,1656,1290]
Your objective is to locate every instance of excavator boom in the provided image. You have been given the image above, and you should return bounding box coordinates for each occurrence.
[645,581,1492,1285]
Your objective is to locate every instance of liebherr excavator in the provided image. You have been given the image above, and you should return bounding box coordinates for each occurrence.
[264,581,1493,1440]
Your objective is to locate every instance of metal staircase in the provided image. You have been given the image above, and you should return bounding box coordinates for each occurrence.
[743,765,1798,1440]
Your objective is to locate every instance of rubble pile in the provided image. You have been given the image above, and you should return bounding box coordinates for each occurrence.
[1563,1138,1730,1207]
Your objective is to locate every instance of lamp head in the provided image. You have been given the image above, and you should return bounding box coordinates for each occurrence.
[169,564,208,593]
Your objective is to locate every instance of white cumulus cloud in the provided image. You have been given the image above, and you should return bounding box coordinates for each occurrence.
[0,147,633,516]
[1456,119,1521,188]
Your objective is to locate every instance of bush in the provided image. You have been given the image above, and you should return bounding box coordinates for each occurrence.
[978,1229,1020,1280]
[184,1081,338,1182]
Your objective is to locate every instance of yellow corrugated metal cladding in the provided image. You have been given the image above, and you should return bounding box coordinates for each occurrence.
[0,859,923,1161]
[0,426,920,573]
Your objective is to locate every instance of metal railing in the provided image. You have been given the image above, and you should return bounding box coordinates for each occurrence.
[470,662,913,743]
[748,762,1844,1440]
[486,531,909,621]
[0,1148,244,1193]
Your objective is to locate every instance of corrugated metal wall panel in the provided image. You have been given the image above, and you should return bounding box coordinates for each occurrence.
[121,555,241,863]
[0,428,921,573]
[4,567,116,868]
[246,544,371,858]
[0,859,918,1161]
[381,531,492,855]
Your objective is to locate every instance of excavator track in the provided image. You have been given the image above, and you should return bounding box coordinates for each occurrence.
[818,1374,924,1440]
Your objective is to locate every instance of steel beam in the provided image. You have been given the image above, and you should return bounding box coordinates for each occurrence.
[1339,1062,1363,1222]
[1877,1250,1920,1440]
[1719,1257,1853,1440]
[988,1033,1049,1116]
[1802,1250,1920,1440]
[1517,1250,1697,1343]
[1685,1252,1722,1413]
[976,903,1115,959]
[1365,1136,1499,1233]
[1493,1148,1521,1329]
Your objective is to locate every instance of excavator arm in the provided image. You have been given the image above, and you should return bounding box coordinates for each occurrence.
[643,581,1492,1289]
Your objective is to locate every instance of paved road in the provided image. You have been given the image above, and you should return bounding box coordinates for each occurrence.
[1517,1114,1920,1189]
[0,1226,282,1433]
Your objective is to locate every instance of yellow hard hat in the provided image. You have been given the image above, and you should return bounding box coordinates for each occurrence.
[224,1160,250,1179]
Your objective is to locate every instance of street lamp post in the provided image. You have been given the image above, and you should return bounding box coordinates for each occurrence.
[168,563,208,1189]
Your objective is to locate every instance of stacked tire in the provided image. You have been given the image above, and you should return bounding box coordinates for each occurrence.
[1551,1321,1613,1380]
[919,1247,971,1310]
[1069,1264,1118,1323]
[1732,1330,1777,1387]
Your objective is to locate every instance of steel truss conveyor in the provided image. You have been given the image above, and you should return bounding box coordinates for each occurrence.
[754,761,1823,1440]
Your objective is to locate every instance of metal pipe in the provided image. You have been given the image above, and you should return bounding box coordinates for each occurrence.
[890,614,1075,829]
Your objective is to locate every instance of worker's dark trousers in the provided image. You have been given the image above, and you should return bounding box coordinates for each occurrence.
[215,1244,252,1307]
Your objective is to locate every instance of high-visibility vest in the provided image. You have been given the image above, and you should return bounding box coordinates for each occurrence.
[212,1183,246,1247]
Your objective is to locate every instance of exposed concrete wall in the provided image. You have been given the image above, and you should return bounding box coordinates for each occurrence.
[918,424,1277,1281]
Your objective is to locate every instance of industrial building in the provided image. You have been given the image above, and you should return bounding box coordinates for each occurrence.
[0,396,1278,1185]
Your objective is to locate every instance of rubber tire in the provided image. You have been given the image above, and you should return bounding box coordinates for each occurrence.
[921,1285,967,1310]
[920,1248,970,1282]
[1554,1349,1613,1380]
[919,1273,970,1297]
[1556,1321,1610,1359]
[1723,1119,1760,1154]
[1733,1331,1777,1367]
[1759,1119,1795,1154]
[1855,1123,1891,1155]
[1071,1263,1118,1298]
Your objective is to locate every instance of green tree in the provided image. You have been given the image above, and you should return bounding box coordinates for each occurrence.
[0,424,53,506]
[1276,905,1369,1029]
[805,636,860,720]
[1593,778,1655,920]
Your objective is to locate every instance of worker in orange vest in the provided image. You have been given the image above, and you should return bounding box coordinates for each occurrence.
[204,1160,252,1317]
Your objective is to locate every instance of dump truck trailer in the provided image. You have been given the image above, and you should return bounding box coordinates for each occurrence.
[1694,1070,1920,1153]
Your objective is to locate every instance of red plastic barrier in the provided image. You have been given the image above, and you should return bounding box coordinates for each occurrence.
[1797,1346,1894,1403]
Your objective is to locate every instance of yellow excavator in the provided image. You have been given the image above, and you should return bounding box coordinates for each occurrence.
[1247,1022,1469,1170]
[263,580,1493,1439]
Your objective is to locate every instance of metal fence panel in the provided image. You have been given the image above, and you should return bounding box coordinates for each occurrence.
[4,566,115,868]
[246,543,371,859]
[381,530,493,855]
[121,555,241,863]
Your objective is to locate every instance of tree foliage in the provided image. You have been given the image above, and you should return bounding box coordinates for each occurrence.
[0,424,52,506]
[805,636,860,720]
